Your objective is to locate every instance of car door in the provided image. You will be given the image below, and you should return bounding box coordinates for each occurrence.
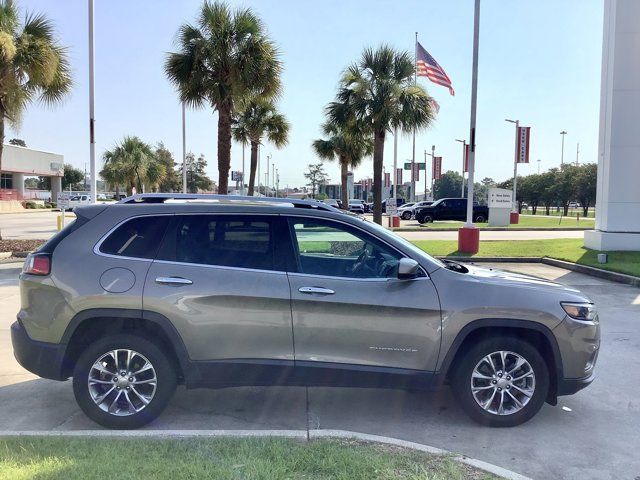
[144,214,294,364]
[286,216,441,373]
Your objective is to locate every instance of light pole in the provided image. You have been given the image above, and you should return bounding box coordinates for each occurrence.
[537,158,541,174]
[392,126,398,202]
[182,103,187,193]
[88,0,96,203]
[425,146,435,200]
[266,153,271,197]
[505,118,519,212]
[560,130,567,165]
[455,138,466,197]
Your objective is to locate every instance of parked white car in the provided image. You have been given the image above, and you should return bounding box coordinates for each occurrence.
[66,194,92,211]
[397,202,416,220]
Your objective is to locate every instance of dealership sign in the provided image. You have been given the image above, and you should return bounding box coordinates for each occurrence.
[517,127,531,164]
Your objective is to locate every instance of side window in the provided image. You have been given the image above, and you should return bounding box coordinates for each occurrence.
[100,216,169,259]
[289,218,402,279]
[160,215,276,271]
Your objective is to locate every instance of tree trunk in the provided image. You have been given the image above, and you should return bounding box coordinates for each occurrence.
[532,203,537,215]
[340,157,348,210]
[217,101,232,195]
[582,202,589,217]
[563,203,569,216]
[372,129,385,225]
[247,141,259,196]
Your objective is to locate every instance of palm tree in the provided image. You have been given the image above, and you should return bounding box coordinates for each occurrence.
[101,136,158,196]
[165,1,282,196]
[312,120,372,209]
[100,161,126,199]
[232,97,289,196]
[0,0,72,175]
[330,45,435,224]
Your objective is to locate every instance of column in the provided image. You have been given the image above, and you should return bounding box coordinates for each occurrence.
[13,173,24,198]
[51,176,62,204]
[585,0,640,251]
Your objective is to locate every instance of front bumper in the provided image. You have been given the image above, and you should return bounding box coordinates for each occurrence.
[557,371,596,396]
[11,320,68,381]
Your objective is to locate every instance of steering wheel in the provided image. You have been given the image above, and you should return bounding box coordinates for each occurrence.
[351,244,381,277]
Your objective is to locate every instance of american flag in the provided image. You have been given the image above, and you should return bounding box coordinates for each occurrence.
[416,42,454,96]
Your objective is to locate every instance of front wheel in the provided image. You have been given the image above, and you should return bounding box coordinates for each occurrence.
[72,333,177,429]
[451,336,549,427]
[474,214,486,223]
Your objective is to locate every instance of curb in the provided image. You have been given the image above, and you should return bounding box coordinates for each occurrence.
[439,256,640,287]
[0,429,531,480]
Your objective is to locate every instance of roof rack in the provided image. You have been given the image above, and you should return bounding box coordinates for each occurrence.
[117,193,337,211]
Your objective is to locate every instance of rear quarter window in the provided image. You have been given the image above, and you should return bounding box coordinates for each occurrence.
[99,216,169,259]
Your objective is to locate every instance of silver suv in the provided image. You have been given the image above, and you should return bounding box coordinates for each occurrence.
[11,194,600,429]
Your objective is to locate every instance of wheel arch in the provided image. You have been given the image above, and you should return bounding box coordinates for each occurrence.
[438,318,563,404]
[61,308,191,383]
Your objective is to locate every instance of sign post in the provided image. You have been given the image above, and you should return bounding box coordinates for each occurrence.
[56,192,70,230]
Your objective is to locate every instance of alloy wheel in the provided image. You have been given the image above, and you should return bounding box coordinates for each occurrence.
[88,349,157,416]
[470,350,535,415]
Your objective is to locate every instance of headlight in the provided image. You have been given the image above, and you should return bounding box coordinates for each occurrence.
[561,302,597,321]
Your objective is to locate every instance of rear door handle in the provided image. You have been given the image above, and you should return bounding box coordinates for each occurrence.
[155,276,193,286]
[298,286,335,295]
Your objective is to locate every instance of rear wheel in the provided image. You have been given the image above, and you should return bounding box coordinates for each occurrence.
[451,336,549,427]
[72,333,177,429]
[401,211,412,220]
[474,214,486,223]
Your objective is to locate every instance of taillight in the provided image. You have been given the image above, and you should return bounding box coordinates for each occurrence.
[23,253,51,276]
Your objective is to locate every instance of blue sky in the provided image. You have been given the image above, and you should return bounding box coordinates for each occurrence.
[10,0,603,188]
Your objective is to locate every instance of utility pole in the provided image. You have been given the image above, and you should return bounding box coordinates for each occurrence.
[423,149,427,200]
[411,31,418,202]
[537,158,541,174]
[560,130,567,165]
[392,126,398,201]
[88,0,96,203]
[576,142,580,165]
[505,118,520,212]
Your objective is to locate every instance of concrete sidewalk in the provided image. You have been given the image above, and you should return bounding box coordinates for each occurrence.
[0,262,638,479]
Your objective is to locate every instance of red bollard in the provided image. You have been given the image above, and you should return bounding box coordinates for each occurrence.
[458,226,480,254]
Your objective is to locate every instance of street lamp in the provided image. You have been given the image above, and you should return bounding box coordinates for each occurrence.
[266,153,272,197]
[560,131,567,165]
[455,138,466,197]
[505,118,519,212]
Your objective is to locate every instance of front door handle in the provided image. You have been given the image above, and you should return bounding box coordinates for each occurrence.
[155,276,193,286]
[298,286,335,295]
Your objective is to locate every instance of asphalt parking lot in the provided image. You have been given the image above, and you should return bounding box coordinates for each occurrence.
[1,261,638,480]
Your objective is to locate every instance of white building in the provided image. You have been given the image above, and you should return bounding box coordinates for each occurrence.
[0,144,64,201]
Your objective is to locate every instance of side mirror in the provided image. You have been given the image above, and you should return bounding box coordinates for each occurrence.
[397,258,420,280]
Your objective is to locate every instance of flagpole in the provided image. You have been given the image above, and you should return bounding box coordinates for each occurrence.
[411,31,417,202]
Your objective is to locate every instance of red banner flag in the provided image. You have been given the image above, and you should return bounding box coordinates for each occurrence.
[396,168,403,185]
[464,145,470,173]
[433,157,443,180]
[384,172,391,187]
[412,163,420,182]
[517,126,531,163]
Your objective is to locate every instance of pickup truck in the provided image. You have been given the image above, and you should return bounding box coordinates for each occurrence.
[414,198,488,224]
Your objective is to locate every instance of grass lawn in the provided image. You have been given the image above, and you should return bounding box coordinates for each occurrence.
[412,238,640,277]
[413,216,594,229]
[0,437,495,480]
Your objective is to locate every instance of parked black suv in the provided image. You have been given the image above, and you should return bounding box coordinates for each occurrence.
[414,198,488,224]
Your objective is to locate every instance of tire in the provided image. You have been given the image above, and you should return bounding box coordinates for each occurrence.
[451,336,549,427]
[424,215,433,223]
[72,333,177,429]
[474,214,486,223]
[401,211,412,220]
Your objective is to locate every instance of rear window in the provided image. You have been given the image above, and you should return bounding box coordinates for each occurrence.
[157,215,276,270]
[100,216,169,259]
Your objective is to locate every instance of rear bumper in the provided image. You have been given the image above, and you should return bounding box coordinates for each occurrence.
[557,371,596,396]
[11,320,67,381]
